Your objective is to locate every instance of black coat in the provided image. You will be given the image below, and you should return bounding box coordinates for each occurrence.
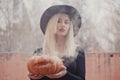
[30,48,86,80]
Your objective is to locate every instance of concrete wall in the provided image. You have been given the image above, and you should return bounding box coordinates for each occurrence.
[0,0,120,53]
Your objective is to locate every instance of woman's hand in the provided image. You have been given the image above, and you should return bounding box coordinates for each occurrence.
[28,73,44,80]
[46,65,67,79]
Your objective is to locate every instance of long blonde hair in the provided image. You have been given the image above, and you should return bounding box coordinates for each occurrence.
[43,13,76,57]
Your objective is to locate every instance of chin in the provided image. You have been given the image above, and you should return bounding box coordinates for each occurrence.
[56,32,67,37]
[60,33,67,36]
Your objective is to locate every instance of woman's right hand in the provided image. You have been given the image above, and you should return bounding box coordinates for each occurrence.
[28,73,44,80]
[46,65,67,79]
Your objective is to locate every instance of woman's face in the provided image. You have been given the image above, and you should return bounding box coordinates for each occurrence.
[56,13,71,37]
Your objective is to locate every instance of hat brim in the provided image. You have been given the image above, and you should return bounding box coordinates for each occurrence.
[40,5,81,36]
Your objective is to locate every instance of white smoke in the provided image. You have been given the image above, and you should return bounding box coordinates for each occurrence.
[77,0,120,52]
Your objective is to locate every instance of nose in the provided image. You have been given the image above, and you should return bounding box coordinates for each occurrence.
[61,22,65,27]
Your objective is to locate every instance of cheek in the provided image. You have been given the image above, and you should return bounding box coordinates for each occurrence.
[66,25,70,31]
[56,26,60,33]
[57,24,60,28]
[56,24,59,29]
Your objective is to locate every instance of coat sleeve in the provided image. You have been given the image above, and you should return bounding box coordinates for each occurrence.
[61,51,86,80]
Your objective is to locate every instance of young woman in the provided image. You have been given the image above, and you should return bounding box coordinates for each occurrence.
[28,5,85,80]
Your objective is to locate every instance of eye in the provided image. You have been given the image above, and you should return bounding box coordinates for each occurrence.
[58,20,60,23]
[65,21,70,25]
[58,19,62,23]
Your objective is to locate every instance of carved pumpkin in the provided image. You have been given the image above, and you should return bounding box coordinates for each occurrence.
[27,55,63,75]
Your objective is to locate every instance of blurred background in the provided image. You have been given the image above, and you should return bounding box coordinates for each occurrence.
[0,0,120,80]
[0,0,120,53]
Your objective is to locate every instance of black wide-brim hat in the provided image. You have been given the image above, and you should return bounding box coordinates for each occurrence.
[40,5,81,36]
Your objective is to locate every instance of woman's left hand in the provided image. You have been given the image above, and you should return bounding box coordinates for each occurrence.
[46,65,67,79]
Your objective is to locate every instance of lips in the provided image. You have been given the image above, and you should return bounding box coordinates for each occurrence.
[59,29,65,32]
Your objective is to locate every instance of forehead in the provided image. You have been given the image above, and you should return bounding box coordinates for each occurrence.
[58,13,70,20]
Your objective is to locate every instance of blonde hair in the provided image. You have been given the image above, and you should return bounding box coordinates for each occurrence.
[43,13,76,57]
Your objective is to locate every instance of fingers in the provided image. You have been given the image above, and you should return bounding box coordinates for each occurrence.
[61,65,66,70]
[46,67,67,79]
[28,73,44,79]
[55,68,67,76]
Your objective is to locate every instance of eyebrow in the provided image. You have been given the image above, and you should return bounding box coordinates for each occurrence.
[65,20,70,22]
[58,18,70,21]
